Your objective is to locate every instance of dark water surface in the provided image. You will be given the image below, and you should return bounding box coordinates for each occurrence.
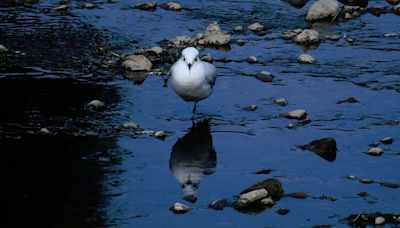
[1,0,399,227]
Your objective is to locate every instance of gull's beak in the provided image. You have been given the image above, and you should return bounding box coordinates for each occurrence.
[188,63,192,69]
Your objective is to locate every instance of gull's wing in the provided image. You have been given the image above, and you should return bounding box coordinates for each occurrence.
[202,62,217,86]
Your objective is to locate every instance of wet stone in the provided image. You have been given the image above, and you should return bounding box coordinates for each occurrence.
[379,182,400,188]
[375,216,385,225]
[0,44,8,53]
[347,175,357,180]
[154,130,166,139]
[239,189,269,203]
[240,178,284,200]
[234,26,244,32]
[366,147,383,156]
[260,197,274,206]
[298,137,337,162]
[243,105,257,111]
[236,39,246,46]
[88,100,105,109]
[160,2,182,11]
[347,37,355,43]
[201,54,213,63]
[83,3,96,8]
[208,199,228,210]
[345,12,353,19]
[282,109,307,119]
[287,119,311,129]
[256,71,274,82]
[170,202,191,214]
[287,192,308,199]
[306,0,340,21]
[384,33,398,37]
[183,194,197,203]
[325,34,340,41]
[39,128,50,134]
[298,54,315,64]
[295,29,320,45]
[135,2,157,11]
[122,54,152,71]
[336,97,359,104]
[254,169,272,175]
[276,208,290,215]
[357,191,368,197]
[381,137,393,144]
[360,179,374,184]
[247,56,258,64]
[203,22,231,46]
[274,98,288,106]
[248,23,266,32]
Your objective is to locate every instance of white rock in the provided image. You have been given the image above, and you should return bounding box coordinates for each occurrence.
[260,197,274,206]
[384,33,398,37]
[375,216,385,225]
[122,121,139,129]
[0,44,8,53]
[295,29,320,45]
[367,147,383,156]
[171,202,191,214]
[122,54,152,71]
[298,54,315,64]
[345,12,353,19]
[381,136,393,144]
[160,2,182,11]
[40,128,50,134]
[54,4,69,11]
[240,189,269,203]
[283,109,307,119]
[88,100,105,109]
[248,22,265,32]
[154,131,166,138]
[247,56,258,64]
[275,98,289,106]
[306,0,340,21]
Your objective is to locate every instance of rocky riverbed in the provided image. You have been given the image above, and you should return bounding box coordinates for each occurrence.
[1,0,399,227]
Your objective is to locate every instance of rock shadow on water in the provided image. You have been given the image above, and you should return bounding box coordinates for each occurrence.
[169,119,216,203]
[122,70,149,85]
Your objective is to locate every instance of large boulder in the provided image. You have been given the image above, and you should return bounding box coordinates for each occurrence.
[306,0,340,21]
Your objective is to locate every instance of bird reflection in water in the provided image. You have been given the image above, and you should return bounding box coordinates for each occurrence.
[169,119,216,203]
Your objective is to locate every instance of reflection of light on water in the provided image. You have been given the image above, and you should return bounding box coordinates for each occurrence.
[169,119,216,198]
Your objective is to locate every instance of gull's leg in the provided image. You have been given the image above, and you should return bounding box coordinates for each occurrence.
[192,102,197,115]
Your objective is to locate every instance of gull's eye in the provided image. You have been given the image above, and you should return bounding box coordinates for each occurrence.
[182,57,186,61]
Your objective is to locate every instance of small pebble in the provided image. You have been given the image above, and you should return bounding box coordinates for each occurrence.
[274,98,288,106]
[247,22,265,32]
[88,100,105,109]
[160,2,182,11]
[239,189,269,203]
[375,216,385,225]
[255,71,274,82]
[54,4,69,11]
[276,208,290,215]
[0,44,8,53]
[154,131,166,139]
[366,147,383,156]
[298,54,315,64]
[236,39,246,46]
[247,56,258,64]
[170,202,191,214]
[208,199,227,210]
[201,54,213,63]
[381,137,393,144]
[282,109,307,120]
[242,105,257,111]
[39,128,50,134]
[384,33,398,37]
[135,2,157,11]
[347,37,355,43]
[360,179,374,184]
[345,12,353,19]
[357,191,368,197]
[83,2,96,8]
[347,175,357,180]
[234,26,244,32]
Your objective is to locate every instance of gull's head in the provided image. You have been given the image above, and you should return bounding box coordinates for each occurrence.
[181,47,199,70]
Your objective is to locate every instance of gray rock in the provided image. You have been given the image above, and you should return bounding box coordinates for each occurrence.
[298,137,337,162]
[375,216,385,225]
[366,147,383,156]
[88,100,105,109]
[282,31,298,40]
[298,53,315,64]
[203,22,231,46]
[170,202,191,214]
[282,109,307,119]
[381,136,393,144]
[160,2,182,11]
[201,54,213,63]
[306,0,340,21]
[276,208,290,215]
[234,26,244,32]
[325,34,341,41]
[360,178,374,184]
[208,199,228,210]
[255,71,274,82]
[274,98,288,106]
[135,2,157,11]
[83,2,96,8]
[247,56,258,64]
[0,44,8,53]
[295,29,320,45]
[345,12,353,19]
[122,54,152,71]
[248,23,266,32]
[148,46,163,55]
[287,192,309,199]
[154,130,166,139]
[240,189,269,202]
